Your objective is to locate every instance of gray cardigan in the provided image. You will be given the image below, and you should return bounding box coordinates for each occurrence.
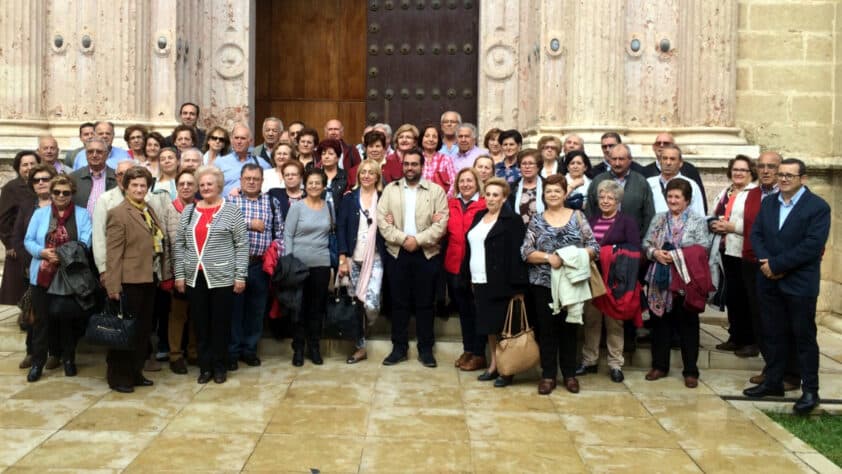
[174,200,248,288]
[284,200,331,268]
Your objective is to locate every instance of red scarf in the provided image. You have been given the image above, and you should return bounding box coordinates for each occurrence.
[36,204,74,287]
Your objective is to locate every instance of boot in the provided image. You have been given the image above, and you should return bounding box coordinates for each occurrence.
[27,364,44,382]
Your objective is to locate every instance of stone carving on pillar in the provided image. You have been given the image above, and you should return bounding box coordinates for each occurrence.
[477,0,519,133]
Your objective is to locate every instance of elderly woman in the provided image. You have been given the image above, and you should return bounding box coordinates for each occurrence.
[387,124,419,165]
[578,180,642,383]
[202,126,231,167]
[1,150,41,305]
[564,150,593,210]
[444,168,487,371]
[124,125,148,161]
[171,124,198,155]
[317,139,349,208]
[262,142,296,193]
[296,128,319,171]
[522,174,600,395]
[484,128,504,164]
[420,124,456,196]
[24,175,92,382]
[337,160,386,364]
[507,149,544,225]
[538,135,563,178]
[285,168,333,366]
[152,147,179,197]
[710,155,759,357]
[104,166,166,393]
[269,160,306,222]
[12,164,58,369]
[495,129,523,184]
[473,155,495,186]
[354,130,402,186]
[142,132,167,178]
[469,177,528,385]
[643,179,713,388]
[174,166,248,384]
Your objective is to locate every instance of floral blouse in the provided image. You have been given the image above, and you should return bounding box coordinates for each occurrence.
[521,210,600,288]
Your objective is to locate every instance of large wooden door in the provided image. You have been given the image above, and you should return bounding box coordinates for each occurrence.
[255,1,367,143]
[365,0,479,127]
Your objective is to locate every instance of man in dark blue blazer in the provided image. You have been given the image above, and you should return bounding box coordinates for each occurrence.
[743,158,830,415]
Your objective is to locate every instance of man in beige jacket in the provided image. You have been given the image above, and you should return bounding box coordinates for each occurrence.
[377,148,449,368]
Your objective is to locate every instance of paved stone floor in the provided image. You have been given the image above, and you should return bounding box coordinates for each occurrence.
[1,339,842,474]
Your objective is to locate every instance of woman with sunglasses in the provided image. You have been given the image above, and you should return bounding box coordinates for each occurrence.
[201,126,231,167]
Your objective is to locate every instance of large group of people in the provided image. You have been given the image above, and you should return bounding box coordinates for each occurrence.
[0,103,830,415]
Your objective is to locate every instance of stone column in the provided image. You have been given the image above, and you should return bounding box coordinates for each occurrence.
[678,0,738,126]
[477,0,521,133]
[0,0,45,120]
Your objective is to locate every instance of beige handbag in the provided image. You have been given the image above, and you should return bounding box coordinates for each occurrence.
[495,295,540,376]
[589,261,607,299]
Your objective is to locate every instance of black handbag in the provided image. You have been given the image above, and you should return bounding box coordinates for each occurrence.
[84,300,136,350]
[324,281,359,340]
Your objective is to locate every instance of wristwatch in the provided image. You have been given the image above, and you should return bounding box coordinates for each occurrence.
[545,253,551,262]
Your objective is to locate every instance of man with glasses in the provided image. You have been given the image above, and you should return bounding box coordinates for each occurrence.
[744,158,830,415]
[227,164,283,370]
[642,132,707,211]
[588,132,644,178]
[72,121,132,171]
[70,137,118,217]
[439,111,462,157]
[452,123,486,171]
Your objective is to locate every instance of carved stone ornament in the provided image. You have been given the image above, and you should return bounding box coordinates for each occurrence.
[213,43,246,79]
[484,43,516,80]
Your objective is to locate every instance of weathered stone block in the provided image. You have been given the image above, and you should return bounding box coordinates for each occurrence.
[735,93,787,122]
[738,2,748,30]
[806,35,833,62]
[790,96,832,123]
[752,65,832,92]
[737,65,751,91]
[738,32,804,61]
[743,123,833,157]
[750,3,834,32]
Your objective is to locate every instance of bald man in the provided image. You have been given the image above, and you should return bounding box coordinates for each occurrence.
[324,119,362,170]
[215,123,272,195]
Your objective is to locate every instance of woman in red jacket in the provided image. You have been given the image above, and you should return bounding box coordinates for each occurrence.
[444,168,487,371]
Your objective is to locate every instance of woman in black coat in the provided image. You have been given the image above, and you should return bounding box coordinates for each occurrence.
[466,177,529,387]
[0,151,40,305]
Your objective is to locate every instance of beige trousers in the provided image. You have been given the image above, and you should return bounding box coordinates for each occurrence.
[581,302,625,369]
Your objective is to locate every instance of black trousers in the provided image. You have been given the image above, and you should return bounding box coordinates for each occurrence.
[531,285,577,379]
[30,285,78,365]
[154,287,171,354]
[723,254,753,345]
[447,273,485,355]
[760,284,819,393]
[650,295,700,378]
[107,283,156,387]
[293,266,330,351]
[188,271,233,374]
[385,249,439,355]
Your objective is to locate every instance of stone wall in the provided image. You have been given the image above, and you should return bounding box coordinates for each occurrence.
[736,0,842,328]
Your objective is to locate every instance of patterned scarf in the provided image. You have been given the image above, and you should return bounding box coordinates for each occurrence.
[645,210,689,316]
[128,198,164,254]
[36,204,74,287]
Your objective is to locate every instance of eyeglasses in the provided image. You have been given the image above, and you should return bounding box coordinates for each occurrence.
[129,135,144,141]
[208,136,226,142]
[731,168,751,173]
[32,176,51,183]
[177,181,195,187]
[542,146,559,151]
[654,141,673,147]
[52,189,72,197]
[776,173,802,181]
[242,177,262,182]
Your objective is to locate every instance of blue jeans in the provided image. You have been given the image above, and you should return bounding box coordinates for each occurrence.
[229,261,269,359]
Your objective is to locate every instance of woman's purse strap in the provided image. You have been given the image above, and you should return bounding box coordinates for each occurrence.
[514,295,530,332]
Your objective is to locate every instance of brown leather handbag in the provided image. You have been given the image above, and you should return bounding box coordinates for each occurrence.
[589,261,607,298]
[495,295,540,376]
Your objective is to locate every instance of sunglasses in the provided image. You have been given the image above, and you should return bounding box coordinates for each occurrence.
[654,141,673,147]
[361,209,373,226]
[208,136,226,142]
[32,176,51,183]
[52,189,72,197]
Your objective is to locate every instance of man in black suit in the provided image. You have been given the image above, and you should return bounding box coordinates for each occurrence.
[588,132,644,178]
[744,158,830,415]
[641,132,707,212]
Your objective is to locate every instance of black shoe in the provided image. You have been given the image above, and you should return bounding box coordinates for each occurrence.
[743,384,785,398]
[418,352,437,368]
[477,370,499,381]
[308,347,323,365]
[110,384,134,393]
[63,360,78,377]
[241,354,261,367]
[715,340,740,351]
[382,351,408,366]
[169,358,188,374]
[27,364,43,383]
[494,375,513,387]
[793,392,820,415]
[609,368,625,383]
[134,376,154,387]
[197,371,213,384]
[575,363,598,376]
[227,360,239,371]
[213,371,227,384]
[292,350,304,367]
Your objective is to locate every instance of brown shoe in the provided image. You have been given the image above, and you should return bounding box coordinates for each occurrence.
[459,355,487,372]
[538,378,557,395]
[144,358,162,372]
[19,354,32,369]
[454,352,471,368]
[45,356,60,370]
[645,369,667,381]
[346,348,368,364]
[563,377,580,394]
[749,373,765,385]
[684,376,699,388]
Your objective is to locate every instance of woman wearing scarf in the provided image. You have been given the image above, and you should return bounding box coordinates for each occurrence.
[23,175,92,382]
[104,166,167,393]
[642,179,712,389]
[336,160,385,364]
[506,149,544,225]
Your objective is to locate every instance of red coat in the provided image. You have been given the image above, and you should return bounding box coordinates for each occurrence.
[741,186,763,262]
[347,155,403,189]
[669,244,714,313]
[443,197,486,274]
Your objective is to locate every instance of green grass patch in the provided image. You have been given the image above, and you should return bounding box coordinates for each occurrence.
[765,412,842,467]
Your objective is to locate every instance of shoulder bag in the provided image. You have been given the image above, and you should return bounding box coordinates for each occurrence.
[495,295,540,376]
[323,275,359,340]
[84,299,136,350]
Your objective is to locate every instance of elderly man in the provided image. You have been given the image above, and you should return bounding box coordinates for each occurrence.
[72,121,132,170]
[378,148,449,367]
[71,137,118,217]
[646,144,704,215]
[287,120,305,144]
[37,135,69,174]
[589,132,644,178]
[642,132,707,211]
[215,123,272,196]
[562,134,584,154]
[179,148,203,173]
[452,123,487,171]
[439,111,461,156]
[324,119,362,170]
[744,159,830,415]
[586,144,654,236]
[254,117,283,164]
[65,122,95,167]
